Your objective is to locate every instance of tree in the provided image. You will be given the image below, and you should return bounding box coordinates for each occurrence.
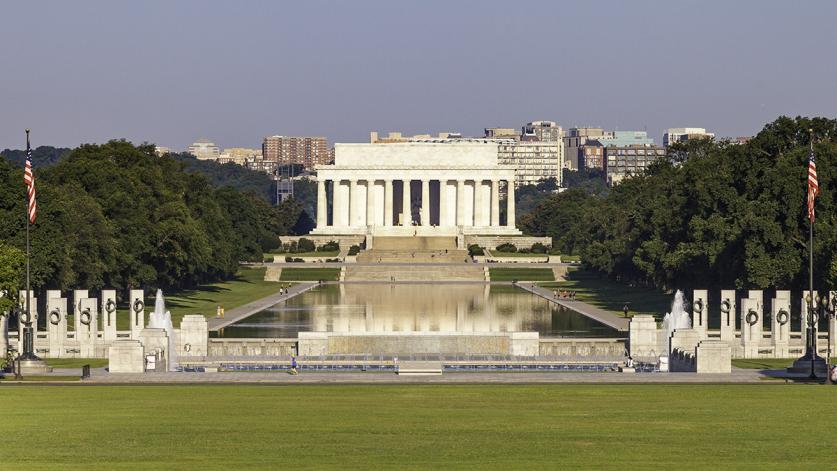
[0,243,25,315]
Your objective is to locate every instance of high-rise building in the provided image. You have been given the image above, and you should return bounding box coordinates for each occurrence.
[663,128,715,147]
[187,139,220,160]
[262,136,329,169]
[563,127,613,170]
[523,121,562,142]
[370,131,460,143]
[600,138,666,186]
[497,140,564,187]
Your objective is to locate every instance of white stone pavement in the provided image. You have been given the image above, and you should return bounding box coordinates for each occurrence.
[207,282,318,331]
[516,282,630,331]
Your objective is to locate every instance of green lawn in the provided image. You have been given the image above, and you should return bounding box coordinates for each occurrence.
[45,358,109,369]
[540,268,671,318]
[489,251,549,258]
[266,250,340,260]
[0,375,80,382]
[280,267,341,281]
[732,358,797,370]
[0,385,834,469]
[490,267,554,281]
[141,267,281,326]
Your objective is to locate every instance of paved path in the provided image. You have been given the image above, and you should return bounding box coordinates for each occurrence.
[207,282,318,331]
[75,368,769,384]
[252,261,575,268]
[517,282,630,332]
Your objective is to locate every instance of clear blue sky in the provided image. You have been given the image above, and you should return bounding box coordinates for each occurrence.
[2,0,835,151]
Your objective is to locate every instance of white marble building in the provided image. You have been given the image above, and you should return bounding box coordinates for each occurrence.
[311,141,522,236]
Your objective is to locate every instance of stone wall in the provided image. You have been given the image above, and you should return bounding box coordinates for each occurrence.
[465,235,551,250]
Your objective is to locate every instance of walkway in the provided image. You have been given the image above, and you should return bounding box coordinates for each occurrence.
[207,282,318,331]
[517,282,630,332]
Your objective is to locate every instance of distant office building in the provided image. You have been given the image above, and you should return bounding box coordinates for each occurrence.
[218,147,262,165]
[578,142,605,170]
[523,121,562,142]
[245,160,278,174]
[497,140,564,187]
[187,139,221,160]
[484,128,519,140]
[262,136,329,169]
[663,127,715,147]
[563,127,613,170]
[370,131,460,143]
[602,143,666,186]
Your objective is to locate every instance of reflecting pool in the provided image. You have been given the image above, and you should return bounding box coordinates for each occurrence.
[214,284,623,339]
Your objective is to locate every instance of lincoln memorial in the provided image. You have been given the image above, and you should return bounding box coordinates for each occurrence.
[310,140,522,237]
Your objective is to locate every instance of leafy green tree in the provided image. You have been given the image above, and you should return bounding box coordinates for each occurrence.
[0,242,25,314]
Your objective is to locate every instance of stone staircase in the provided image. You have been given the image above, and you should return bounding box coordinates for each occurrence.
[344,264,485,282]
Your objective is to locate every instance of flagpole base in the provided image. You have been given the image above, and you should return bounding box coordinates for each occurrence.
[18,358,53,375]
[788,350,827,378]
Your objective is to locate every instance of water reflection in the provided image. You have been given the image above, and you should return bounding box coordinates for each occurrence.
[214,284,621,338]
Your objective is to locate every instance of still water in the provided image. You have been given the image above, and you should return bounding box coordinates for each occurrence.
[214,284,622,339]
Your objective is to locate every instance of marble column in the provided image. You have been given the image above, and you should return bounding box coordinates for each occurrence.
[474,180,484,226]
[384,179,393,226]
[491,179,500,227]
[506,180,516,228]
[349,180,358,227]
[333,181,344,227]
[456,180,465,226]
[365,180,374,228]
[439,180,448,228]
[421,179,430,226]
[316,179,327,228]
[401,179,411,226]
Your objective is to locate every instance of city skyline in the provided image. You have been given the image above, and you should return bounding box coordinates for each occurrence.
[2,0,836,150]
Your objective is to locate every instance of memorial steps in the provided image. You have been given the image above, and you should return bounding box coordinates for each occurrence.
[348,235,485,281]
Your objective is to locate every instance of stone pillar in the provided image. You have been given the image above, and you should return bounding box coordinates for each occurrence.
[719,290,735,343]
[628,315,661,360]
[0,310,8,358]
[349,180,358,227]
[101,289,117,343]
[692,289,708,339]
[78,298,98,358]
[740,297,761,358]
[506,180,516,228]
[491,179,500,227]
[384,179,393,226]
[421,179,430,226]
[801,290,816,354]
[439,180,448,228]
[771,290,791,357]
[316,178,327,228]
[46,296,67,358]
[474,180,484,226]
[129,289,145,340]
[401,179,411,226]
[365,180,375,228]
[71,289,88,334]
[456,180,465,226]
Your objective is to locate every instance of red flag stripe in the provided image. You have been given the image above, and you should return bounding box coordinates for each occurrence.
[25,153,37,224]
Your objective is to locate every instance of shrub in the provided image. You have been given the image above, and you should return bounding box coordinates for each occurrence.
[318,240,339,252]
[518,248,530,254]
[495,243,517,253]
[531,242,548,254]
[467,244,485,256]
[286,241,298,253]
[348,245,361,256]
[548,246,562,255]
[285,256,294,263]
[297,238,316,252]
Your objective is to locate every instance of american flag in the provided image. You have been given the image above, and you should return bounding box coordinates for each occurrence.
[24,133,37,224]
[807,141,818,223]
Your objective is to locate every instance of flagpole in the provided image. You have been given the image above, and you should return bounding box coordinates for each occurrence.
[807,131,817,380]
[25,131,31,335]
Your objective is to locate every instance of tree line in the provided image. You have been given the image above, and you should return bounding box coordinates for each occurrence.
[0,140,313,295]
[520,116,836,291]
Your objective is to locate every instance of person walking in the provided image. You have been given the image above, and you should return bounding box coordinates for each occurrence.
[290,355,298,375]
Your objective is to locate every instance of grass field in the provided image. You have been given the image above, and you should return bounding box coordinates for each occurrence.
[44,358,109,368]
[279,267,341,281]
[0,384,833,469]
[139,267,280,326]
[488,251,549,258]
[489,267,554,281]
[541,268,671,318]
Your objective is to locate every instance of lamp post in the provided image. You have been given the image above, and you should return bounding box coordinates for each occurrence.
[823,295,836,384]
